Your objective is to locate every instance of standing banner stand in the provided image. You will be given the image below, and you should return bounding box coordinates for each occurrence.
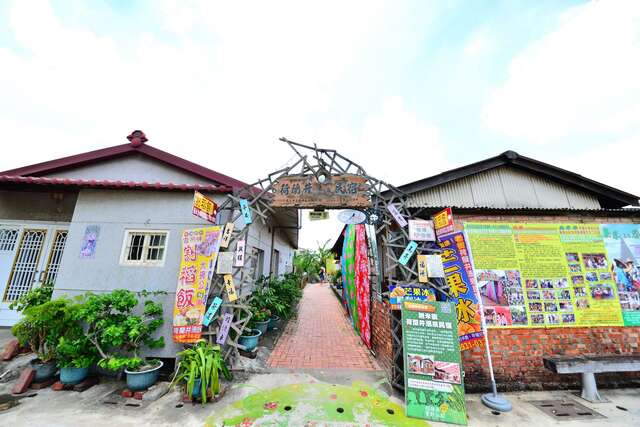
[463,230,512,412]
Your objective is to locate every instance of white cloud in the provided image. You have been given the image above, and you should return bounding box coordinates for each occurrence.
[463,28,494,57]
[482,0,640,144]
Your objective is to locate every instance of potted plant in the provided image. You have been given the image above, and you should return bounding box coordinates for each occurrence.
[77,289,165,390]
[238,328,262,352]
[11,297,75,382]
[56,334,97,385]
[170,340,232,404]
[248,308,271,335]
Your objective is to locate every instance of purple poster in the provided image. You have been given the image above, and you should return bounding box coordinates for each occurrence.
[216,312,233,345]
[79,225,100,259]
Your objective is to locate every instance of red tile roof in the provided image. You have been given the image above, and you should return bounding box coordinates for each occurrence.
[0,175,231,192]
[0,136,248,190]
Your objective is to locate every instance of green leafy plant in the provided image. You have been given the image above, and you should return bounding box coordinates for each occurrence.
[11,297,76,363]
[170,340,232,404]
[77,289,165,372]
[56,334,98,369]
[9,282,54,312]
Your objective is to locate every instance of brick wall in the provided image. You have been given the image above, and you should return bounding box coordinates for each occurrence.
[371,299,393,373]
[373,211,640,391]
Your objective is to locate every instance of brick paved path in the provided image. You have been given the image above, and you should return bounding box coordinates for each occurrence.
[267,282,378,370]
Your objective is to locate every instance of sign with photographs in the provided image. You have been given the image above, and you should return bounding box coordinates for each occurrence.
[402,301,467,425]
[389,284,435,309]
[272,174,370,208]
[192,191,217,223]
[173,226,222,343]
[465,222,626,328]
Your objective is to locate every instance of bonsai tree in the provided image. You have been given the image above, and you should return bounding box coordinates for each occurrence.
[77,289,165,372]
[170,340,232,404]
[9,282,54,313]
[11,297,76,364]
[56,332,98,369]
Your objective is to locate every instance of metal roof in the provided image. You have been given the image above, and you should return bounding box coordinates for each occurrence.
[390,151,639,209]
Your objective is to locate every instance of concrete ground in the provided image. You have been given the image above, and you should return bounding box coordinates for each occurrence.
[0,360,638,426]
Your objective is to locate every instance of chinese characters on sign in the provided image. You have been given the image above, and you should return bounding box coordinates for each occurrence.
[239,199,252,225]
[173,226,222,343]
[220,222,234,248]
[192,191,217,224]
[402,301,467,425]
[202,296,223,327]
[271,174,370,208]
[223,274,238,302]
[399,241,418,266]
[234,239,246,267]
[438,232,483,351]
[409,219,436,241]
[417,255,429,283]
[433,207,455,238]
[216,313,233,345]
[389,284,435,309]
[387,204,408,228]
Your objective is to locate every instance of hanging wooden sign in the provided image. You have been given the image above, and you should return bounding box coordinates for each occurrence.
[387,204,408,228]
[271,174,370,208]
[220,222,235,248]
[216,312,233,345]
[216,252,234,275]
[234,239,246,267]
[417,254,429,283]
[399,241,418,265]
[223,274,238,302]
[239,199,252,224]
[202,296,223,327]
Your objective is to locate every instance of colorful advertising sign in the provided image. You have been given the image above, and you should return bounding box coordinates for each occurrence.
[173,226,222,343]
[465,222,626,328]
[192,191,217,223]
[402,301,467,425]
[601,224,640,326]
[389,284,436,309]
[438,232,483,350]
[433,208,455,238]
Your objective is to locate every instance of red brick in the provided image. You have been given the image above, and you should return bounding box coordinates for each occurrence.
[2,338,19,361]
[52,381,66,391]
[121,389,133,398]
[133,391,144,400]
[12,368,35,394]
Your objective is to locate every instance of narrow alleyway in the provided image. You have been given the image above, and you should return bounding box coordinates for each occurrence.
[267,282,378,370]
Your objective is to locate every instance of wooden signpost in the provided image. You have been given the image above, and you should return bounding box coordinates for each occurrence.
[272,174,370,208]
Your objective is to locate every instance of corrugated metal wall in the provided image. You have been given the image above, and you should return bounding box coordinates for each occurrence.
[407,166,601,209]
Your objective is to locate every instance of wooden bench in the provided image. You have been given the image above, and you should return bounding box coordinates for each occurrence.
[543,355,640,403]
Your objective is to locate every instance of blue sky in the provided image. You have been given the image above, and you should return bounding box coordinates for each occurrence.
[1,1,639,248]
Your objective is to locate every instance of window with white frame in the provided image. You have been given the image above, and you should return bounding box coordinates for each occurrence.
[120,230,168,266]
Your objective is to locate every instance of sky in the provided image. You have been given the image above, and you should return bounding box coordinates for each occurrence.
[1,0,639,249]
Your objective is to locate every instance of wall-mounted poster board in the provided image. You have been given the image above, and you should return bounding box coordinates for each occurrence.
[402,300,467,425]
[464,222,635,328]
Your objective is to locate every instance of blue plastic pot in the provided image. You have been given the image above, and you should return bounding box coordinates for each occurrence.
[253,319,270,335]
[191,378,202,399]
[60,367,89,385]
[124,360,163,391]
[31,360,57,382]
[238,329,262,352]
[268,315,281,331]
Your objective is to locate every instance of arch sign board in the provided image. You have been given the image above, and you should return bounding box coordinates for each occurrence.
[271,174,371,208]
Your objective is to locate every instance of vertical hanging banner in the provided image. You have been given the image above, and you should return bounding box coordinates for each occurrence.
[355,224,371,348]
[220,222,235,248]
[192,191,218,223]
[439,232,483,351]
[223,274,238,302]
[234,239,246,267]
[173,226,222,343]
[387,204,408,228]
[239,199,252,225]
[433,207,455,238]
[216,312,233,345]
[341,225,358,329]
[79,225,100,258]
[399,241,418,266]
[202,296,223,327]
[417,254,429,283]
[409,219,436,241]
[402,301,467,425]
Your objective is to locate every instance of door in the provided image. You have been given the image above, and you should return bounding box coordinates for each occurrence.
[0,225,69,325]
